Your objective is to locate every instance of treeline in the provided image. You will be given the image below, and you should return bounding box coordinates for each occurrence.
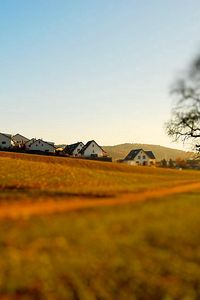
[159,158,200,170]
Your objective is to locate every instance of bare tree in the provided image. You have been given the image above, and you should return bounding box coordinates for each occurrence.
[166,55,200,152]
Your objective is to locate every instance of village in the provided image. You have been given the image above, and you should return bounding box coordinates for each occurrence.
[0,132,157,166]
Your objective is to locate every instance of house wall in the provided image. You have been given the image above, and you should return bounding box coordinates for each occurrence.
[134,149,149,165]
[124,160,138,166]
[13,134,29,145]
[125,150,156,166]
[29,140,55,153]
[83,142,104,157]
[0,134,12,149]
[25,139,36,150]
[73,143,84,156]
[148,159,156,166]
[129,150,151,166]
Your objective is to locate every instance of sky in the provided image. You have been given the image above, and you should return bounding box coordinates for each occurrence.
[1,1,200,149]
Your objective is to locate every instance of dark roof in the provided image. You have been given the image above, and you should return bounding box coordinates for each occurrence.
[125,149,143,160]
[64,142,83,155]
[79,140,106,155]
[125,148,156,160]
[145,151,156,159]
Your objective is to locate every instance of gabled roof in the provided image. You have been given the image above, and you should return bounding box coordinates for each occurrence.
[64,142,83,155]
[13,133,29,140]
[145,151,156,159]
[125,149,143,160]
[79,140,106,155]
[29,139,55,149]
[125,149,156,160]
[0,133,12,139]
[25,138,36,145]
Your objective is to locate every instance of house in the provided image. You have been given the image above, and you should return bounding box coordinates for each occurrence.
[0,133,14,149]
[64,142,84,156]
[25,138,36,150]
[27,139,55,153]
[123,148,156,166]
[79,140,107,157]
[12,133,30,147]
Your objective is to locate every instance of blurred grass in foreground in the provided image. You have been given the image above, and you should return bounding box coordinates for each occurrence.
[0,191,200,299]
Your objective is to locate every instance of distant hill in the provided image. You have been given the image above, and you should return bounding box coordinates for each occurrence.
[103,143,193,161]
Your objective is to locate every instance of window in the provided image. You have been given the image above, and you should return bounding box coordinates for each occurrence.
[143,155,146,159]
[2,141,6,144]
[138,156,141,159]
[92,144,94,147]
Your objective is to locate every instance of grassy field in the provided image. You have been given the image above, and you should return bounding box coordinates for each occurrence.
[0,151,199,203]
[0,151,200,299]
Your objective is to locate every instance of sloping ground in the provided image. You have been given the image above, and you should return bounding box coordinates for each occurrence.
[103,143,193,161]
[0,181,200,219]
[0,151,199,204]
[0,151,200,218]
[1,152,200,299]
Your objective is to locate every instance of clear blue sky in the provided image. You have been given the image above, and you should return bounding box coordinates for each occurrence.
[1,1,200,149]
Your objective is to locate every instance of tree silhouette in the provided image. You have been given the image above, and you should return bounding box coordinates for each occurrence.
[166,55,200,152]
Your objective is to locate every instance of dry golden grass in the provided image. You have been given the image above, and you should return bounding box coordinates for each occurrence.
[1,152,200,299]
[0,151,200,218]
[0,151,200,204]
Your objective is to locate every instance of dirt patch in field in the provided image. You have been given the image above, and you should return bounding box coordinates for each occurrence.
[0,182,199,219]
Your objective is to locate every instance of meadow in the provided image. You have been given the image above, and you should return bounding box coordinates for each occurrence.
[0,151,200,299]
